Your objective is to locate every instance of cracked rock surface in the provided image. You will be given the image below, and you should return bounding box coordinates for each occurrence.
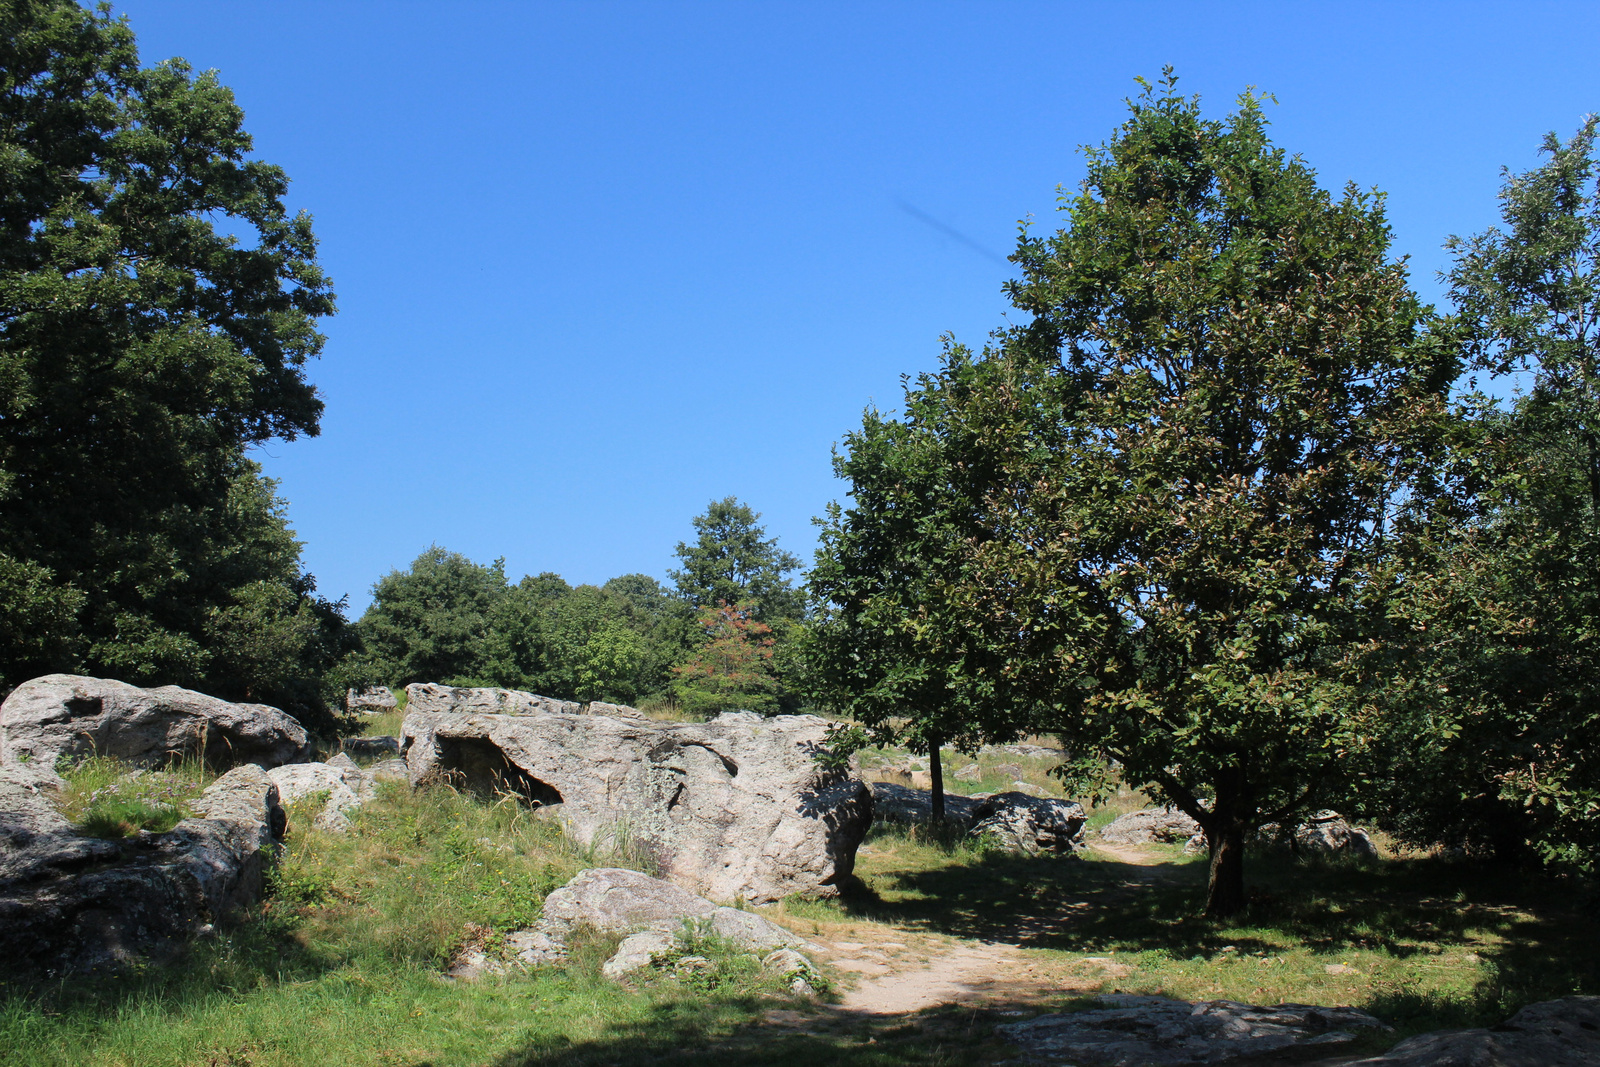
[996,994,1388,1065]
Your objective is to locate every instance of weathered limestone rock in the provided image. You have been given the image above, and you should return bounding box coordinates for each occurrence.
[1,674,309,774]
[403,701,872,902]
[1343,996,1600,1066]
[997,994,1389,1065]
[367,757,409,782]
[868,782,982,829]
[1098,807,1202,846]
[341,735,400,758]
[404,682,580,718]
[969,792,1086,854]
[456,868,808,981]
[0,763,285,975]
[267,756,373,833]
[345,686,397,713]
[1260,811,1379,858]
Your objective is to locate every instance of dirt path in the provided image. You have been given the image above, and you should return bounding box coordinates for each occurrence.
[798,841,1175,1016]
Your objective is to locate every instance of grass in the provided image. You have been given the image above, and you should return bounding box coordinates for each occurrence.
[8,751,1600,1065]
[54,755,212,838]
[349,708,406,739]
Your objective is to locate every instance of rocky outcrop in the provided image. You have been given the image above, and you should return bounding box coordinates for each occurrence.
[402,701,872,902]
[969,792,1086,854]
[453,867,809,981]
[1260,810,1379,858]
[340,735,400,758]
[345,686,397,713]
[267,754,375,832]
[998,994,1389,1065]
[0,675,309,774]
[869,782,982,829]
[0,763,285,975]
[1343,995,1600,1065]
[404,683,581,718]
[1098,807,1202,846]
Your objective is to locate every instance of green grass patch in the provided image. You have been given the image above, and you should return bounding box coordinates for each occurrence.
[55,755,211,837]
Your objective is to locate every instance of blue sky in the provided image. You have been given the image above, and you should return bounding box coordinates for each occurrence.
[109,2,1600,614]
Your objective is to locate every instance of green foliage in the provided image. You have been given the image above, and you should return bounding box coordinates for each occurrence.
[670,497,802,624]
[1364,117,1600,867]
[0,1,345,711]
[817,73,1458,915]
[670,602,782,717]
[354,546,507,687]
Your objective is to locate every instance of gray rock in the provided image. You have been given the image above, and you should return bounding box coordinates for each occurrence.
[1098,807,1202,846]
[403,701,872,902]
[1257,810,1379,858]
[367,758,409,782]
[346,686,397,713]
[1,674,309,774]
[954,763,983,782]
[997,994,1388,1065]
[0,763,285,975]
[585,701,652,721]
[1343,995,1600,1065]
[602,928,677,978]
[518,867,807,980]
[267,760,370,833]
[868,781,982,830]
[404,682,580,718]
[340,735,400,759]
[969,792,1086,854]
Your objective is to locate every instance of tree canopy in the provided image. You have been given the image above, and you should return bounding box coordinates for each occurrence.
[0,1,343,713]
[669,497,802,623]
[813,73,1458,914]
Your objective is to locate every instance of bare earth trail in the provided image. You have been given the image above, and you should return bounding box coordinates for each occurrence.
[793,841,1174,1017]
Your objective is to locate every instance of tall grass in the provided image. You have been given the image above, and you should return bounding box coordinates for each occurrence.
[55,755,212,837]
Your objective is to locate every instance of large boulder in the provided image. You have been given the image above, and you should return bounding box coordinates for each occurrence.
[1344,996,1600,1065]
[502,867,805,979]
[404,682,581,718]
[345,686,397,713]
[402,699,872,902]
[1262,811,1379,858]
[0,763,285,975]
[868,781,982,829]
[969,792,1086,854]
[1098,807,1202,846]
[267,754,374,832]
[0,675,310,774]
[997,994,1389,1065]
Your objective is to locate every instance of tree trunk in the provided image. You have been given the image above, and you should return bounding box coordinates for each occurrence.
[1205,822,1247,917]
[928,735,945,822]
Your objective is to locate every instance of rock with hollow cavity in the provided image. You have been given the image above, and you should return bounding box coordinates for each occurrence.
[969,792,1086,854]
[402,701,872,902]
[0,674,309,774]
[998,994,1389,1065]
[0,763,285,975]
[1098,807,1202,846]
[1342,995,1600,1065]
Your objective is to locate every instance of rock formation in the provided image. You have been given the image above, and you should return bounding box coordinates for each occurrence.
[451,867,811,982]
[404,682,581,718]
[345,686,397,713]
[401,697,872,902]
[0,763,285,975]
[267,753,376,832]
[997,993,1389,1065]
[1098,807,1203,846]
[1342,995,1600,1065]
[968,792,1086,854]
[0,674,310,773]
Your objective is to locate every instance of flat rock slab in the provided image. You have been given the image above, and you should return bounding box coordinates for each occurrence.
[1343,995,1600,1066]
[403,700,872,902]
[1,674,309,773]
[997,994,1388,1065]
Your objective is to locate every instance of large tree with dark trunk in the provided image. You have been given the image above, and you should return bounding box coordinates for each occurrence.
[823,73,1457,915]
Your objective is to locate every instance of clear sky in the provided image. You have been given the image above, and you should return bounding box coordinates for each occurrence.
[106,1,1600,614]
